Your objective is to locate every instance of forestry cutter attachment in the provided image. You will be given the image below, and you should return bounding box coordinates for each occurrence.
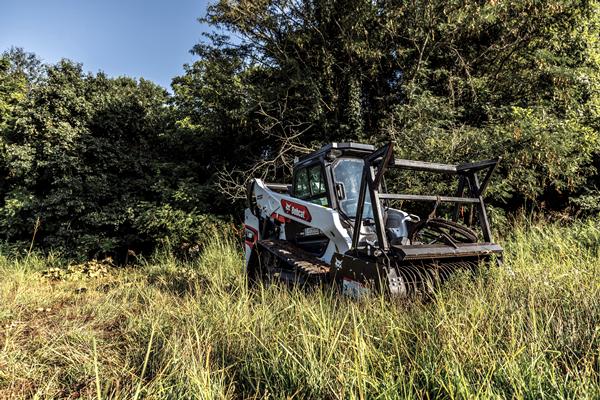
[244,143,502,298]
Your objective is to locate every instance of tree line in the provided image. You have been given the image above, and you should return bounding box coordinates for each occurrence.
[1,0,598,259]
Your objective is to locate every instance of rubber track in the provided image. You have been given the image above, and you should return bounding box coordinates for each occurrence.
[257,239,330,280]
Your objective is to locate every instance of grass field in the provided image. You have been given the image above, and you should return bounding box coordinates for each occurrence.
[0,220,599,399]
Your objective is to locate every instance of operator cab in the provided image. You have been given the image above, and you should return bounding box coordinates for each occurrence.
[287,143,377,254]
[291,143,375,217]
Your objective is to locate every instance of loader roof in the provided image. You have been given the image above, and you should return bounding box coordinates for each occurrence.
[294,142,375,167]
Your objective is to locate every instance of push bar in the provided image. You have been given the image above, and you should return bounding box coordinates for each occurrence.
[392,157,501,175]
[378,193,481,204]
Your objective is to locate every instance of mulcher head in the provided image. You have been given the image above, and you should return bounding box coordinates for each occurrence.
[386,259,482,297]
[331,245,501,298]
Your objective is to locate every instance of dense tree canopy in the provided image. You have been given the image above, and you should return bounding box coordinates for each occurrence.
[180,0,599,211]
[1,0,599,258]
[0,50,232,258]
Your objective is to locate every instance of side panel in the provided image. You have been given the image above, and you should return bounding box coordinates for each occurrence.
[243,209,259,266]
[252,179,352,264]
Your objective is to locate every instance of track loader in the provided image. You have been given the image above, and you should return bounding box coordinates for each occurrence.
[244,143,502,297]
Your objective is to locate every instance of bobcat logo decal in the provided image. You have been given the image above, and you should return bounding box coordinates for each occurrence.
[334,257,343,270]
[280,199,312,222]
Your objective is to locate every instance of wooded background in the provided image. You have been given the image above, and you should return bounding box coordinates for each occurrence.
[1,0,598,259]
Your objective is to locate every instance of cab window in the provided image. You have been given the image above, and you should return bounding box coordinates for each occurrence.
[308,165,326,196]
[294,168,310,198]
[293,164,329,206]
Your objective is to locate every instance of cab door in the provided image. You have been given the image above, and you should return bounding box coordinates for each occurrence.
[285,163,330,255]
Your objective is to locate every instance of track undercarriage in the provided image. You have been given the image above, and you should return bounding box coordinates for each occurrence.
[252,239,330,286]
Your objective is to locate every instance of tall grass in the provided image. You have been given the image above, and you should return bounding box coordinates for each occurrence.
[0,220,598,399]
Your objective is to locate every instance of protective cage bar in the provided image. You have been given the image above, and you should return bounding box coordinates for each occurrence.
[351,143,500,251]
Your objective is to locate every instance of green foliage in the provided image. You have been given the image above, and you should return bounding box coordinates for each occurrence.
[132,202,238,257]
[0,222,598,398]
[176,0,600,212]
[41,258,113,281]
[0,57,168,258]
[0,50,234,259]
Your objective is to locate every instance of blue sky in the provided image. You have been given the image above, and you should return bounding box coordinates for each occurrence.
[0,0,213,89]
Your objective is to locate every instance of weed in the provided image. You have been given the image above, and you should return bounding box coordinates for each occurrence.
[0,222,598,399]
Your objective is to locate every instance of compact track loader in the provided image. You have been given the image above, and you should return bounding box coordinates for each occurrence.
[244,143,502,297]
